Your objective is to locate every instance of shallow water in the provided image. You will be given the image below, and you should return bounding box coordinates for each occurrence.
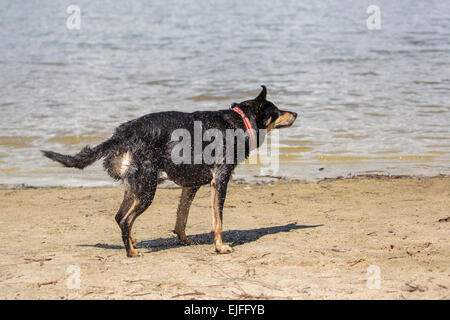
[0,0,449,186]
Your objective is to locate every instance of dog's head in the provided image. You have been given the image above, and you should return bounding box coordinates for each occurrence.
[234,86,298,131]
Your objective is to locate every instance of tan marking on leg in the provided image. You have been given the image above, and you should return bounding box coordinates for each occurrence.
[129,216,138,249]
[211,175,217,233]
[121,199,142,257]
[130,235,138,249]
[110,152,133,178]
[174,187,196,245]
[119,152,132,176]
[211,174,232,254]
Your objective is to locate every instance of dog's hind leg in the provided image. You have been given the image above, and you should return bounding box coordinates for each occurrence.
[115,168,157,257]
[173,186,200,245]
[210,166,234,254]
[115,187,134,241]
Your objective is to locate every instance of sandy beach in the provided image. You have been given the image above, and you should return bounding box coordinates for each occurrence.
[0,176,449,300]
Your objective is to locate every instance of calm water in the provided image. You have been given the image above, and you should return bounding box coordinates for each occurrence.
[0,0,449,186]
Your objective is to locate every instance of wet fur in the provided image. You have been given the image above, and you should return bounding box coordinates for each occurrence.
[42,86,297,257]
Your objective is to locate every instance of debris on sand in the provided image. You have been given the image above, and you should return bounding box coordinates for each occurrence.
[402,283,428,293]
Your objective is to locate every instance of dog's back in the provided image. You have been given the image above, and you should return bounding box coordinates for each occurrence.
[42,110,233,181]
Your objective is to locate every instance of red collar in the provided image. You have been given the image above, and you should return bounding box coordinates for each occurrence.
[231,106,256,150]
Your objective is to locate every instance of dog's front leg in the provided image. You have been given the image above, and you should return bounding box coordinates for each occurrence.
[211,167,233,254]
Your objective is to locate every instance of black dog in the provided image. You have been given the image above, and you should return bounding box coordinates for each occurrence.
[42,86,297,257]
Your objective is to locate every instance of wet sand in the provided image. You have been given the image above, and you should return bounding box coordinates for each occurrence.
[0,176,449,299]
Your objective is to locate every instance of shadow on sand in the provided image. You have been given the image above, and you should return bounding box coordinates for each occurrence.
[79,222,323,254]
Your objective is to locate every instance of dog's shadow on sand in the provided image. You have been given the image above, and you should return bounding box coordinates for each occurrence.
[79,222,323,254]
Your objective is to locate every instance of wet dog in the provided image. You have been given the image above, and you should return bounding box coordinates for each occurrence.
[42,86,297,257]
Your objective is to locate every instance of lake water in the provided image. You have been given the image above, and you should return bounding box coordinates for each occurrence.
[0,0,449,187]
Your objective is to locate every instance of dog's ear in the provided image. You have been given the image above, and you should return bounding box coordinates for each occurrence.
[256,85,267,101]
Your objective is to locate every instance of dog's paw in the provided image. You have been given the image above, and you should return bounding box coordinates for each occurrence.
[216,244,233,254]
[127,249,142,258]
[179,238,194,246]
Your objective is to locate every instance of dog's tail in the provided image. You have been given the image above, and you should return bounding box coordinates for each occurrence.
[41,138,115,170]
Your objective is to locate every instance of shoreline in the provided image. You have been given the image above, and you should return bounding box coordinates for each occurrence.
[1,173,449,190]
